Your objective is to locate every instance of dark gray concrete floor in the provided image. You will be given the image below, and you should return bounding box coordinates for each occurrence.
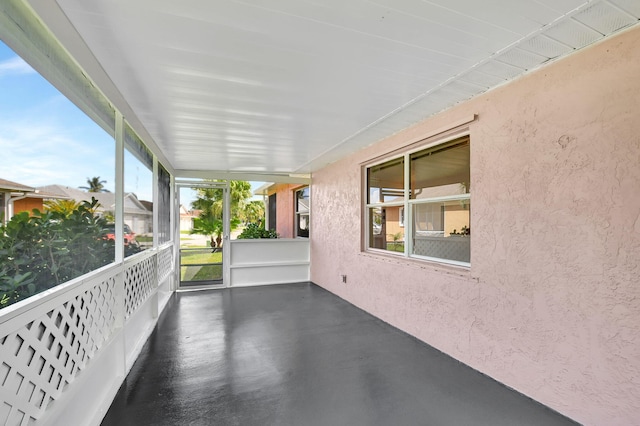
[101,283,578,426]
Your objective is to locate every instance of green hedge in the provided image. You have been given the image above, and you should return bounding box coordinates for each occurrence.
[237,222,278,239]
[0,198,124,308]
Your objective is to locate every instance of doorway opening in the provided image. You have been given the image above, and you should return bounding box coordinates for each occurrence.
[177,182,228,289]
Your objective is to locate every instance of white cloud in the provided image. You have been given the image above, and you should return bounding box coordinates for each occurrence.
[0,119,114,190]
[0,57,115,192]
[0,56,36,78]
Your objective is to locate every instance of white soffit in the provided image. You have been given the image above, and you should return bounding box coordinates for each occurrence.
[40,0,640,175]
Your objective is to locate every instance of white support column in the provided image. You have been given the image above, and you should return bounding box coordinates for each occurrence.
[6,198,13,220]
[308,183,312,239]
[223,181,231,287]
[151,158,160,319]
[170,175,175,244]
[113,112,127,385]
[152,156,159,248]
[173,179,180,291]
[1,192,9,224]
[115,112,125,263]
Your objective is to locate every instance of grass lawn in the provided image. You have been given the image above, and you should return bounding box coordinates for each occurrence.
[194,265,222,281]
[386,242,404,252]
[181,250,222,265]
[180,249,223,281]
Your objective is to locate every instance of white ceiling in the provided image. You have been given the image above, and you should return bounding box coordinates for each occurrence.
[30,0,640,176]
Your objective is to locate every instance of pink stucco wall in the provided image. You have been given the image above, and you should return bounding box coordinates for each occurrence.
[270,183,307,239]
[310,26,640,426]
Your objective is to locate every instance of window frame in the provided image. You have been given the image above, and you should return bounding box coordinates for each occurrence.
[363,133,471,267]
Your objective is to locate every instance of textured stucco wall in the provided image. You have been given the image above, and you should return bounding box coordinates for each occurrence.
[310,26,640,426]
[268,183,295,238]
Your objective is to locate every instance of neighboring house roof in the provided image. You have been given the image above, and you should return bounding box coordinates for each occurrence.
[37,185,151,215]
[179,205,198,217]
[24,189,69,200]
[253,183,273,196]
[138,200,153,212]
[124,193,152,215]
[0,179,69,200]
[0,178,35,193]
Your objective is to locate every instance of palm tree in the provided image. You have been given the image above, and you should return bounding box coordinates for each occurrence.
[190,214,241,248]
[190,181,252,245]
[191,215,223,248]
[191,180,252,221]
[80,177,109,193]
[243,200,265,223]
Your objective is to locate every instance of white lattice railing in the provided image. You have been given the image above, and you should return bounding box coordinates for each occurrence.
[0,267,120,425]
[0,243,175,426]
[124,251,157,319]
[157,244,173,284]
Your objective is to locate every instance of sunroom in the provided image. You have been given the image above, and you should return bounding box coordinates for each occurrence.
[1,0,639,425]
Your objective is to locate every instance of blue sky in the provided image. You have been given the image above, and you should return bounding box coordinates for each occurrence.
[0,41,152,200]
[1,41,266,206]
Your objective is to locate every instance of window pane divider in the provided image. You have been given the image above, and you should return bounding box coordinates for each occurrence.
[365,201,405,209]
[409,193,470,205]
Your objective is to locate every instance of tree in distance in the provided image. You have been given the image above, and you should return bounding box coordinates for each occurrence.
[80,176,109,193]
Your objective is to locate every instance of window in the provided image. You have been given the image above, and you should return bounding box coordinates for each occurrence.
[365,136,470,265]
[0,40,116,308]
[268,193,277,230]
[157,164,171,244]
[124,124,153,256]
[295,186,310,238]
[366,156,405,253]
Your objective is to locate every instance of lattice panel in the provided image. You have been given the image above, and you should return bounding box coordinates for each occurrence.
[124,255,157,318]
[0,276,117,425]
[157,245,174,284]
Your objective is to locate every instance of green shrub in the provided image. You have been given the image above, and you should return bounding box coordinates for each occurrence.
[0,198,116,309]
[237,222,278,239]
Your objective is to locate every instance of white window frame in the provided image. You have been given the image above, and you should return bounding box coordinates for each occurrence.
[364,134,470,267]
